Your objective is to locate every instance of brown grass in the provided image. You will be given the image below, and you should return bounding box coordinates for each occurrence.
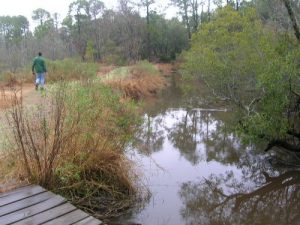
[0,85,21,110]
[97,64,116,77]
[1,81,145,219]
[155,63,175,77]
[105,64,167,101]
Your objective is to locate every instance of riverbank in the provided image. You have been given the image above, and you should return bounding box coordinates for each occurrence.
[0,60,171,221]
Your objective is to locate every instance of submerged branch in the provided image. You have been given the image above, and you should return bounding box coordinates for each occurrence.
[265,140,300,152]
[287,130,300,139]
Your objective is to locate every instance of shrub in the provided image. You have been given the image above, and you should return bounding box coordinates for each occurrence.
[0,59,99,84]
[104,61,166,100]
[3,80,143,218]
[46,59,98,82]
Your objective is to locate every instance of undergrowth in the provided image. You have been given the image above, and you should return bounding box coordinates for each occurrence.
[0,59,98,84]
[2,80,145,219]
[104,60,166,100]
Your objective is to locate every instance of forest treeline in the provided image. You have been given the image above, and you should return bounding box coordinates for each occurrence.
[2,0,294,72]
[0,0,191,72]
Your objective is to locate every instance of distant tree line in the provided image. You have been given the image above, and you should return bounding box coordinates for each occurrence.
[0,0,189,72]
[0,0,262,72]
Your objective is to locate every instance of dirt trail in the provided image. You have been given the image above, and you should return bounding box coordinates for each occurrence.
[0,84,42,109]
[0,83,44,151]
[0,83,52,191]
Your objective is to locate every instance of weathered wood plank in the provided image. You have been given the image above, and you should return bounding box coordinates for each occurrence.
[0,185,33,198]
[0,185,45,207]
[0,191,55,217]
[0,185,102,225]
[73,216,103,225]
[13,203,76,225]
[0,195,66,224]
[43,209,90,225]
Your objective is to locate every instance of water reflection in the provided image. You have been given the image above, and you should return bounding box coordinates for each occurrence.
[113,83,300,225]
[180,169,300,225]
[135,114,165,155]
[135,108,244,166]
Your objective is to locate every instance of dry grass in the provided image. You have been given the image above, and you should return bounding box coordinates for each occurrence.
[1,81,145,219]
[104,61,167,100]
[155,63,175,77]
[97,64,116,77]
[0,84,22,110]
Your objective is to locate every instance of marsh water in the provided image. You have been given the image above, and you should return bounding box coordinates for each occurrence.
[111,77,300,225]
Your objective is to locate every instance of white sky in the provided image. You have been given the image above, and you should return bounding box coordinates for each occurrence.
[0,0,177,29]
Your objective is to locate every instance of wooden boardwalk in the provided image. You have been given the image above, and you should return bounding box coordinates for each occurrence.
[0,185,102,225]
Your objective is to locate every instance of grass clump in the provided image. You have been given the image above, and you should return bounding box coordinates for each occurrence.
[104,60,166,100]
[0,59,98,85]
[2,80,143,219]
[46,59,98,82]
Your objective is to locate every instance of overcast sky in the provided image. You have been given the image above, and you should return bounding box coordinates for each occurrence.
[0,0,177,29]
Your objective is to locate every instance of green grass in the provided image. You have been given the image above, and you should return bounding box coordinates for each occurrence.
[46,59,98,82]
[1,80,143,219]
[0,59,99,84]
[133,60,159,76]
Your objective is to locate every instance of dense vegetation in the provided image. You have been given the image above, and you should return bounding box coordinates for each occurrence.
[0,59,166,219]
[0,0,300,220]
[0,0,190,73]
[183,0,300,160]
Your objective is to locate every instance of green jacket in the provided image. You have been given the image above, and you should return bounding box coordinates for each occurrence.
[32,56,47,73]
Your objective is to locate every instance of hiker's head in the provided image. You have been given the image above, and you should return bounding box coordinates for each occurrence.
[38,52,42,56]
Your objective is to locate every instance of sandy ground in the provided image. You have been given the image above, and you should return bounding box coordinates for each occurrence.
[0,83,43,191]
[0,83,45,150]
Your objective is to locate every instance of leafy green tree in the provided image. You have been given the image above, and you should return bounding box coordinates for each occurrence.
[0,16,29,45]
[183,6,300,154]
[282,0,300,42]
[85,39,96,61]
[140,0,155,59]
[171,0,192,39]
[32,8,51,26]
[0,16,30,71]
[66,0,105,60]
[144,12,188,61]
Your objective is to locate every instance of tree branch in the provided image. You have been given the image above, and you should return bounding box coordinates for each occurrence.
[287,130,300,139]
[282,0,300,42]
[265,139,300,152]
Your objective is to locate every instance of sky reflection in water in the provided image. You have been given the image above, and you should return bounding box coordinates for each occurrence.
[115,87,300,225]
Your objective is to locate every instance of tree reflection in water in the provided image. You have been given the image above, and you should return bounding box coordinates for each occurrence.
[132,105,300,225]
[134,113,165,155]
[165,109,243,165]
[180,169,300,225]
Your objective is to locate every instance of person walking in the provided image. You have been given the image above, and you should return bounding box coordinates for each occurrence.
[32,52,47,90]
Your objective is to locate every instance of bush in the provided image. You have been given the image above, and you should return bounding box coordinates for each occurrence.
[104,61,166,100]
[46,59,98,82]
[0,59,99,84]
[3,80,143,218]
[131,60,160,77]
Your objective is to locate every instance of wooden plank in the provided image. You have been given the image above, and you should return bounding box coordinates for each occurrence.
[0,185,39,198]
[0,186,45,206]
[43,209,90,225]
[13,203,76,225]
[0,195,66,224]
[73,216,102,225]
[0,185,33,198]
[0,191,55,217]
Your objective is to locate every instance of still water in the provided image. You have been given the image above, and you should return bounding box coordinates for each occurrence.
[113,79,300,225]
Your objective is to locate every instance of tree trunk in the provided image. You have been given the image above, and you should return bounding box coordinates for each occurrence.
[183,0,191,39]
[146,1,151,60]
[282,0,300,42]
